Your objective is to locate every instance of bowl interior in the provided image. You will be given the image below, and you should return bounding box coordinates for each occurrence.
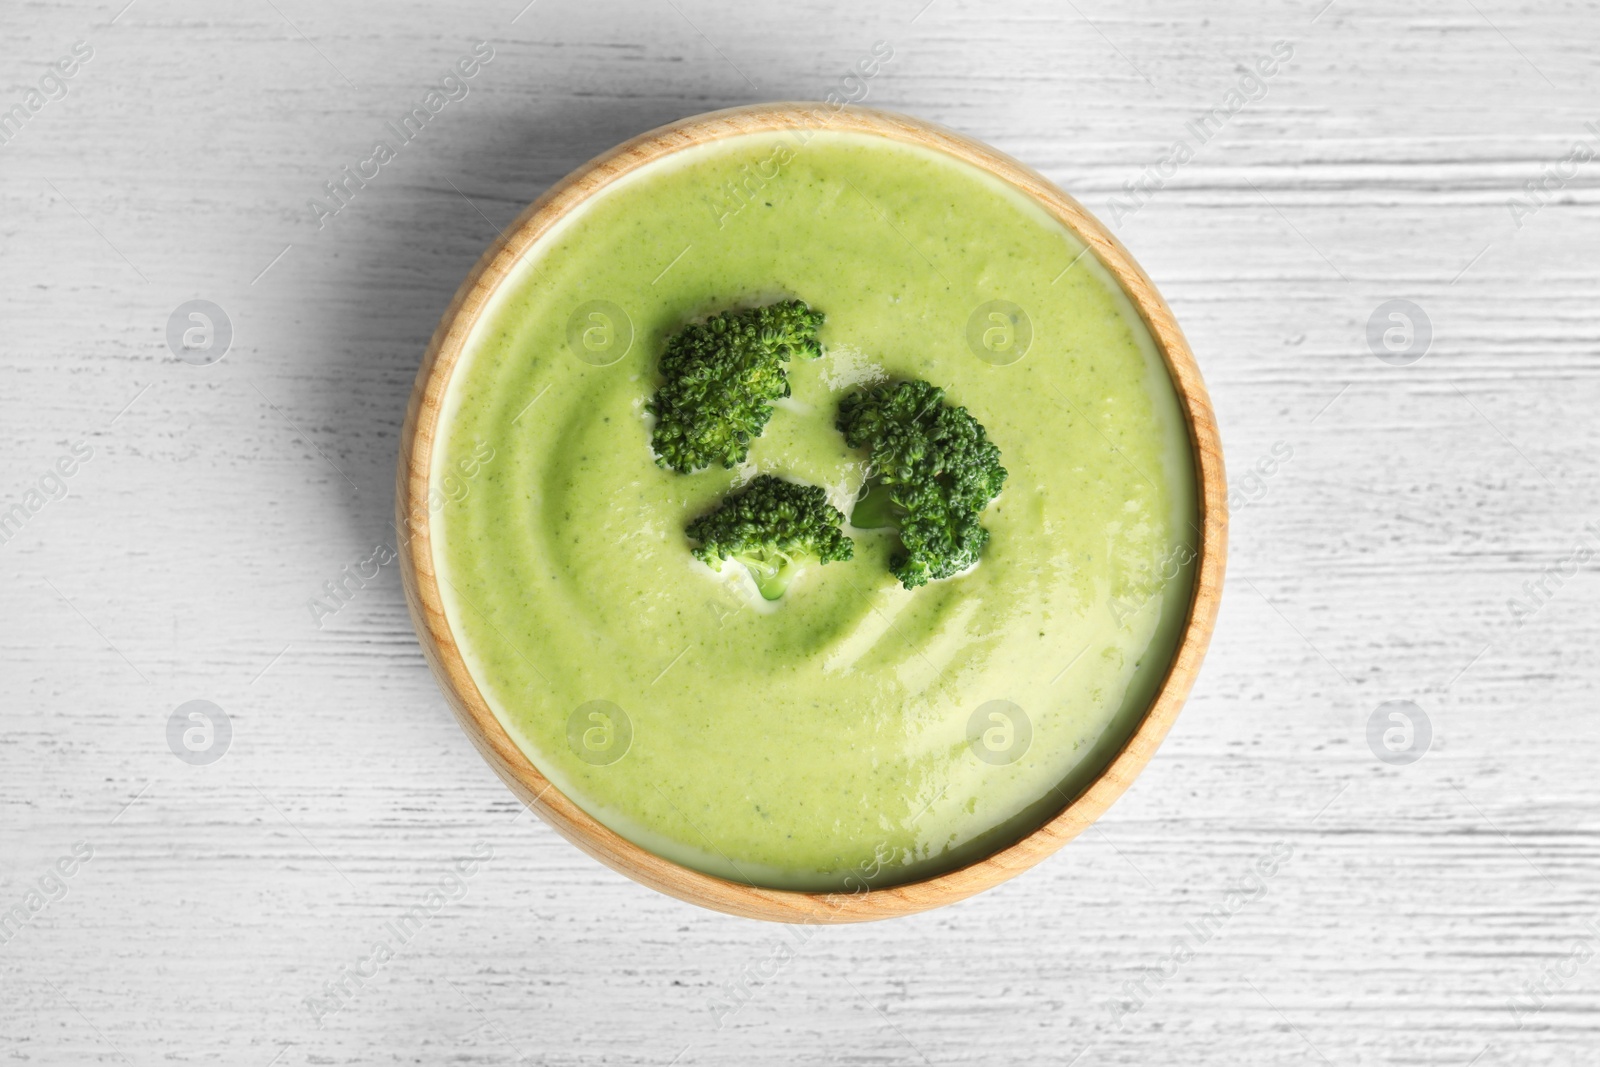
[396,102,1226,923]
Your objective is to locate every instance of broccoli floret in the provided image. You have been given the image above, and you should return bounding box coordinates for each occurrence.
[687,475,854,600]
[836,379,1007,589]
[646,300,825,474]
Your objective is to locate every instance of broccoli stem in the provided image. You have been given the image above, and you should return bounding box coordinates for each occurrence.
[687,476,851,600]
[835,379,1007,589]
[849,483,901,530]
[733,549,798,600]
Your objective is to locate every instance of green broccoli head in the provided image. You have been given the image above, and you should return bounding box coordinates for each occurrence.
[837,379,1007,589]
[646,300,825,474]
[687,474,854,600]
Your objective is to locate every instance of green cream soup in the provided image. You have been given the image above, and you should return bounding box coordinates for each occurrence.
[433,129,1196,891]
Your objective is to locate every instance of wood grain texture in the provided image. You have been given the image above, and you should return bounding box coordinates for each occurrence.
[1,0,1596,1062]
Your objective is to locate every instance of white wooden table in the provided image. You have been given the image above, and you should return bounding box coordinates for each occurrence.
[3,1,1595,1063]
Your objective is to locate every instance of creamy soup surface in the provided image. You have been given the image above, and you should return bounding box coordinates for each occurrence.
[432,129,1196,891]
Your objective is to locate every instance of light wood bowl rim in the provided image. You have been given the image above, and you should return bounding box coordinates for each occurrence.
[396,102,1227,924]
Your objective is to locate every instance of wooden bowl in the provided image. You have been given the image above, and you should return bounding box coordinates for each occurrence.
[397,103,1226,923]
